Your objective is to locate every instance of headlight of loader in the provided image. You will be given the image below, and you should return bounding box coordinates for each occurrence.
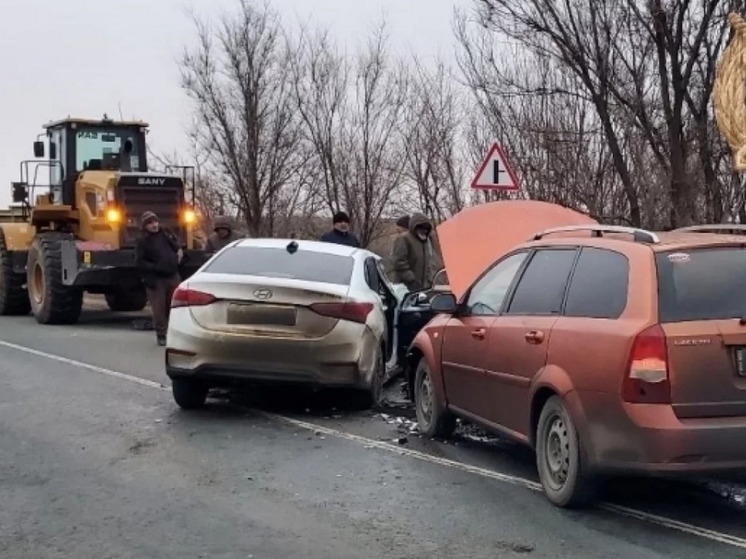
[182,208,197,225]
[106,207,122,224]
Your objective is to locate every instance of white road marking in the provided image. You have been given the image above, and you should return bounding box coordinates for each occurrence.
[0,339,165,391]
[263,414,746,550]
[262,412,543,490]
[2,337,746,551]
[601,503,746,549]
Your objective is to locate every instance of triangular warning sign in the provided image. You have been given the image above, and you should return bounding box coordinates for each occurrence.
[471,143,520,191]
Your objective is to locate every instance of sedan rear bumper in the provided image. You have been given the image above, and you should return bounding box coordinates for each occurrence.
[166,362,361,388]
[165,309,381,390]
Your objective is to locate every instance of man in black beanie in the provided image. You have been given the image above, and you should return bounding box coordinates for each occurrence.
[319,211,361,248]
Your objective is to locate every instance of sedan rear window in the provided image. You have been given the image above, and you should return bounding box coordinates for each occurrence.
[656,247,746,322]
[203,246,355,285]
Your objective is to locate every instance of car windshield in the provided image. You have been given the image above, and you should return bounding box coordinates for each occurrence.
[203,246,355,285]
[656,246,746,322]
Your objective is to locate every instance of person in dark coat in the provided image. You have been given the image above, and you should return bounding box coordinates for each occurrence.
[319,211,361,248]
[390,212,436,292]
[135,211,182,346]
[205,215,240,255]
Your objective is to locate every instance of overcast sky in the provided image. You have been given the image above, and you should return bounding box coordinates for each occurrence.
[0,0,460,207]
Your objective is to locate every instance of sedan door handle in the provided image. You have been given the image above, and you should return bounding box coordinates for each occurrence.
[525,330,545,344]
[471,328,486,340]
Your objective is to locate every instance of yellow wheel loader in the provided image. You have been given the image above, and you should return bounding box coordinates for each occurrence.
[0,116,208,325]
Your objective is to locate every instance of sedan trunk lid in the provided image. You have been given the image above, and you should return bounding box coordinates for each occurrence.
[186,273,352,338]
[182,243,361,339]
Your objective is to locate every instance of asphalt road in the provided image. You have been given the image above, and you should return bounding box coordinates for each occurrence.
[1,298,746,558]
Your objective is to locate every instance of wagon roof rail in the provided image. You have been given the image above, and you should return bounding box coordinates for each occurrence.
[530,225,660,244]
[673,224,746,235]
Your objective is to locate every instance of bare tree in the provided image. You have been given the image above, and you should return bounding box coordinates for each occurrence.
[346,28,410,245]
[456,0,746,228]
[290,28,350,217]
[608,0,736,226]
[402,59,471,221]
[291,24,409,246]
[180,0,305,236]
[170,0,746,246]
[455,21,631,222]
[460,0,644,225]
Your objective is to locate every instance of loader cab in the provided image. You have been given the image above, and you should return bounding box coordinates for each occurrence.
[38,117,149,208]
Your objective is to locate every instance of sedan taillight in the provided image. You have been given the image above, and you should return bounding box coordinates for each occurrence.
[171,288,217,308]
[309,302,373,324]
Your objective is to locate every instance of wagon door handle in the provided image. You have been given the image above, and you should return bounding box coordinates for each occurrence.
[525,330,545,344]
[471,328,486,340]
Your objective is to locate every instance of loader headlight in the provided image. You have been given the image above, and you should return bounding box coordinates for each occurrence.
[182,208,197,225]
[106,207,122,224]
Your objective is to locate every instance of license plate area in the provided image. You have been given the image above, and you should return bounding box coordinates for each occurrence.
[227,303,297,326]
[735,347,746,377]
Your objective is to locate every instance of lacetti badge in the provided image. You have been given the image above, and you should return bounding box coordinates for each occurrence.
[673,339,711,346]
[137,177,167,186]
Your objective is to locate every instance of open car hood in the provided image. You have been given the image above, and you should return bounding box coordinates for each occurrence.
[436,201,598,299]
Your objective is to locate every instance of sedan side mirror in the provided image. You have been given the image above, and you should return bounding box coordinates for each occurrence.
[430,292,458,314]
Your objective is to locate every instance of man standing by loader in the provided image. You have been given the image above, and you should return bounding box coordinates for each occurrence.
[135,211,182,346]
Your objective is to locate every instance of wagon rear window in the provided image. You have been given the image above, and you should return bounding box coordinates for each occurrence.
[656,247,746,322]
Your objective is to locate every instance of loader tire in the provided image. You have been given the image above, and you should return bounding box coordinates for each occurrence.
[27,232,83,325]
[105,286,148,312]
[0,229,31,316]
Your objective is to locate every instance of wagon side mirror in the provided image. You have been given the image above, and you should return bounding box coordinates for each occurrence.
[430,293,458,314]
[33,141,45,158]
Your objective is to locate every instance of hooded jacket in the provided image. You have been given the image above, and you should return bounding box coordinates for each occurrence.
[205,216,240,254]
[390,212,435,291]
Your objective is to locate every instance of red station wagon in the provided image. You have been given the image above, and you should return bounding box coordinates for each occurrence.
[406,224,746,508]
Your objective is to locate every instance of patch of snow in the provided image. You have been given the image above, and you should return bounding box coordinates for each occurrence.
[459,432,498,444]
[704,481,746,508]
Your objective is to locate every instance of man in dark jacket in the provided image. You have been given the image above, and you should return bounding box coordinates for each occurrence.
[205,215,240,255]
[391,212,436,292]
[319,211,361,248]
[135,211,182,346]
